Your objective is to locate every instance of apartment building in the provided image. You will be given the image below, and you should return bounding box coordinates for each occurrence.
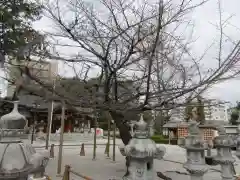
[169,107,185,121]
[203,99,228,122]
[168,98,228,122]
[7,59,58,96]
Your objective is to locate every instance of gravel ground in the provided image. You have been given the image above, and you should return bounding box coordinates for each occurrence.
[35,143,240,180]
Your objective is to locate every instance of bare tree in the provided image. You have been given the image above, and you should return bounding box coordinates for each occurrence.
[41,0,240,144]
[4,0,240,146]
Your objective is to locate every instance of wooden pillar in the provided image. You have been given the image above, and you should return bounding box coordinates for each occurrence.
[57,101,65,175]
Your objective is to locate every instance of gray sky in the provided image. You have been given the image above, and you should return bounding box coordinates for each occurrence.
[189,0,240,105]
[32,0,240,105]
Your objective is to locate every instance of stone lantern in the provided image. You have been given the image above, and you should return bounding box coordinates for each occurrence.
[213,126,235,180]
[183,122,208,180]
[0,101,50,180]
[123,115,166,180]
[236,125,240,159]
[235,113,240,159]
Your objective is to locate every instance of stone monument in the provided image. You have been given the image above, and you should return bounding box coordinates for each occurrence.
[122,115,166,180]
[0,101,50,180]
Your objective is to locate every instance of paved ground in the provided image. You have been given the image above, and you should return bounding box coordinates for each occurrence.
[34,142,240,180]
[32,136,123,147]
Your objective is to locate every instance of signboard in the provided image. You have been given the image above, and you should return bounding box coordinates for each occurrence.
[90,128,103,137]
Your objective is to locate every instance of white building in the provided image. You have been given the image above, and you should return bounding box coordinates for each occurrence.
[203,99,228,122]
[0,69,7,97]
[168,98,229,122]
[7,59,58,97]
[169,106,185,121]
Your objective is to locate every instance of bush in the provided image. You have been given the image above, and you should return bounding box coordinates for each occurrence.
[108,134,177,145]
[150,135,165,143]
[151,135,165,140]
[150,135,177,145]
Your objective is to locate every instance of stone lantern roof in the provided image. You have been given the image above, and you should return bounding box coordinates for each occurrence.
[0,101,27,142]
[0,101,27,129]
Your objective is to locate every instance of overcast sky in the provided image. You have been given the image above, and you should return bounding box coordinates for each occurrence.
[32,0,240,106]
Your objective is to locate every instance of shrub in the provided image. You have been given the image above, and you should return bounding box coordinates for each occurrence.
[151,135,165,140]
[109,134,177,145]
[150,135,177,145]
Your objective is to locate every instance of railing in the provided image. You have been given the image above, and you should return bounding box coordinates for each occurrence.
[62,165,93,180]
[33,143,116,149]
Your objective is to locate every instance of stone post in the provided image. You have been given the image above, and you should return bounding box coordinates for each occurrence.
[213,126,235,180]
[183,122,208,180]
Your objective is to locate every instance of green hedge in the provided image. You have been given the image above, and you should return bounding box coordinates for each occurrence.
[109,134,177,145]
[150,135,165,140]
[150,135,177,145]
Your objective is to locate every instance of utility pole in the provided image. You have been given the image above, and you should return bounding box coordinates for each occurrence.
[31,112,36,144]
[31,102,40,144]
[92,112,97,161]
[107,115,111,158]
[45,100,54,149]
[57,101,65,175]
[112,120,116,162]
[92,85,98,161]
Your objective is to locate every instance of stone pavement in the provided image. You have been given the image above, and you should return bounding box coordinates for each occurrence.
[36,144,240,180]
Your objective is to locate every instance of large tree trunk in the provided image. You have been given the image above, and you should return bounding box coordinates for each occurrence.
[109,110,132,145]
